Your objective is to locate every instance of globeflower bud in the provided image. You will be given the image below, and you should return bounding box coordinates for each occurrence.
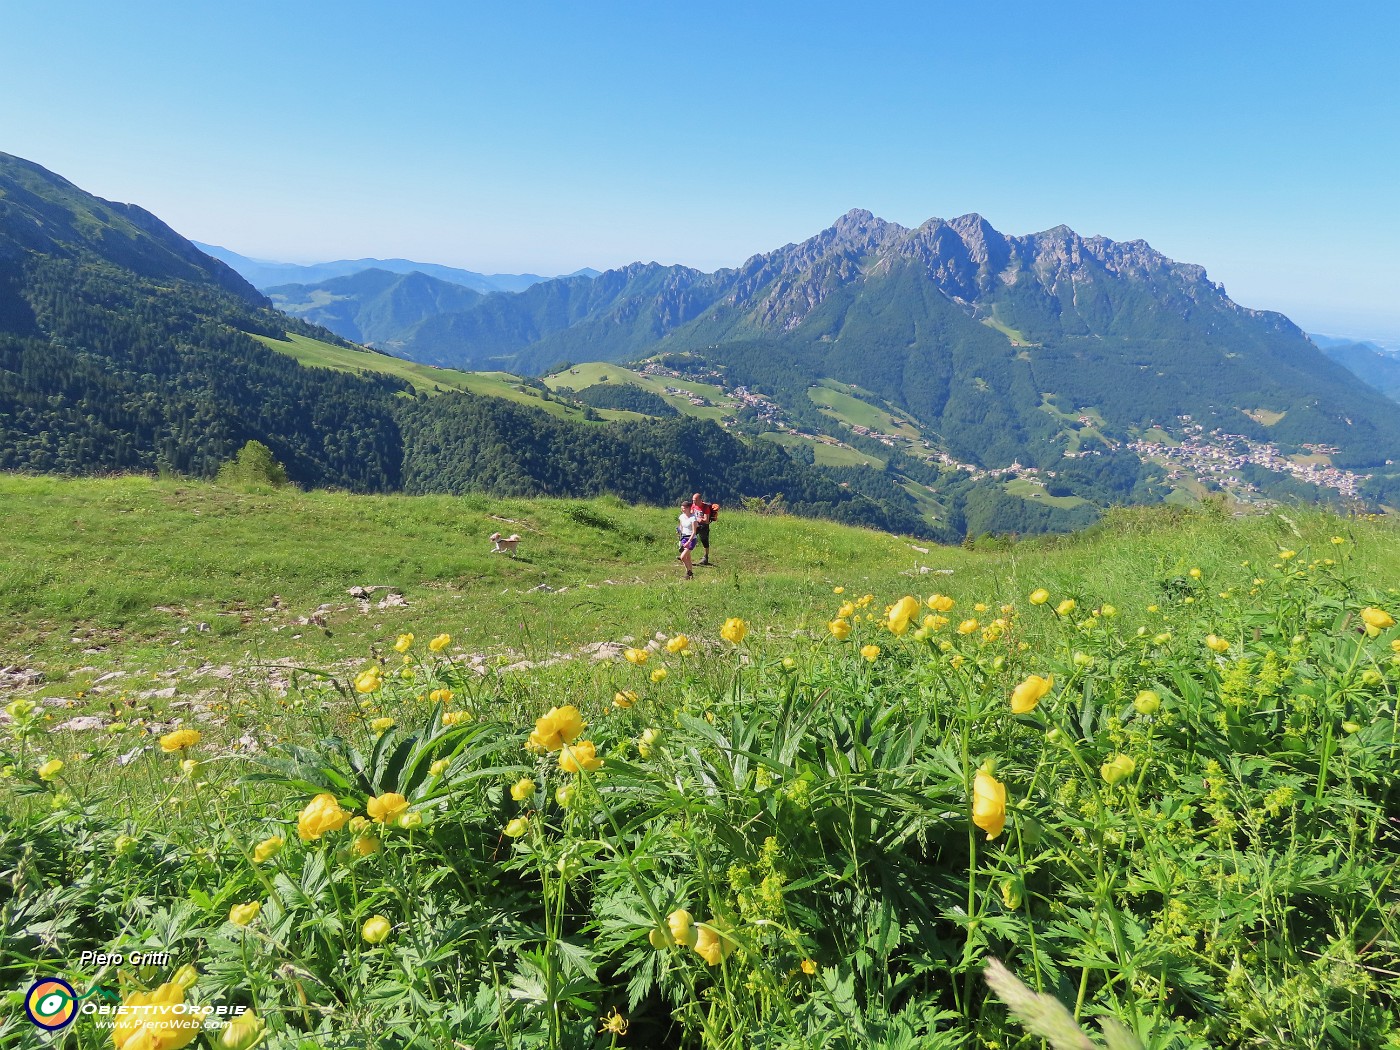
[1133,690,1161,716]
[361,915,392,944]
[667,908,698,948]
[1100,754,1136,786]
[219,1011,266,1050]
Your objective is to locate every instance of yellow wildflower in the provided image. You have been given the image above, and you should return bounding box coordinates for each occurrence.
[638,727,660,759]
[613,690,638,709]
[1055,599,1076,616]
[510,777,535,801]
[442,710,470,726]
[801,958,818,975]
[429,688,453,704]
[693,920,739,965]
[1010,674,1053,714]
[297,793,350,841]
[650,667,668,683]
[159,729,201,752]
[528,705,585,751]
[504,816,529,838]
[600,1007,629,1036]
[353,667,382,694]
[927,593,955,612]
[838,601,856,618]
[623,647,649,665]
[956,618,979,635]
[367,792,409,824]
[111,981,198,1050]
[394,633,414,652]
[252,836,284,864]
[218,1010,265,1050]
[559,740,603,774]
[887,595,920,635]
[720,617,748,644]
[228,901,261,927]
[1205,635,1230,654]
[1134,690,1161,715]
[1029,588,1050,606]
[665,634,690,654]
[828,618,852,640]
[429,759,449,777]
[667,908,698,947]
[370,716,395,733]
[1361,607,1395,633]
[860,644,880,662]
[428,633,451,652]
[37,759,64,780]
[971,764,1006,840]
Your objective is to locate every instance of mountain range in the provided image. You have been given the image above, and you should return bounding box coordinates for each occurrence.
[195,241,599,294]
[8,147,1400,538]
[266,208,1400,476]
[0,152,914,534]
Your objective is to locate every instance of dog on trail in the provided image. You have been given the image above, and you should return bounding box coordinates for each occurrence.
[490,532,522,555]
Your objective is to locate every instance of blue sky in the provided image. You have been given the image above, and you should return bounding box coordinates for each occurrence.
[3,1,1397,340]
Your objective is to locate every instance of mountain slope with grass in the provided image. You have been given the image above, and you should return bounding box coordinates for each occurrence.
[3,475,1398,1048]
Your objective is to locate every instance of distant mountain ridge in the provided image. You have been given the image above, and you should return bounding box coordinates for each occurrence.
[195,241,600,294]
[271,207,1400,476]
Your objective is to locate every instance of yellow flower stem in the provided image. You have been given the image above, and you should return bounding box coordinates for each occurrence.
[1315,635,1365,801]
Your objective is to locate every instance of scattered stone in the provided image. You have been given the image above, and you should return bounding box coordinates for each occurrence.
[0,666,43,690]
[138,687,178,700]
[528,584,555,594]
[54,716,107,732]
[579,641,627,661]
[118,745,150,766]
[377,593,408,609]
[94,671,127,685]
[909,545,930,554]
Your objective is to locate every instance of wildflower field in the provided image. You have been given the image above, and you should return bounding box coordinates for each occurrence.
[2,477,1398,1049]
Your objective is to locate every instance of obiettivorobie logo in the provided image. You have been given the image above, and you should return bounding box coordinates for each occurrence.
[24,977,121,1031]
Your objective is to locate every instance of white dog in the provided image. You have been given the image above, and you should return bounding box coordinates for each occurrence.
[489,532,521,555]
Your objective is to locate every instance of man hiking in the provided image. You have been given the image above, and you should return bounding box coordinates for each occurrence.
[689,492,719,566]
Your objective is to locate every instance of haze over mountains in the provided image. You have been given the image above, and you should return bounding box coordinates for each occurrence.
[196,241,599,295]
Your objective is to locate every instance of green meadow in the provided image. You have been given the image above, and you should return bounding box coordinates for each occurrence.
[3,474,1399,1048]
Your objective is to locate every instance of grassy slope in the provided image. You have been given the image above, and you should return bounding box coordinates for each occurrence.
[542,362,732,421]
[252,334,622,421]
[4,472,1397,722]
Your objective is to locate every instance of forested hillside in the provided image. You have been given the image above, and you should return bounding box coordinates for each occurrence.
[0,154,934,536]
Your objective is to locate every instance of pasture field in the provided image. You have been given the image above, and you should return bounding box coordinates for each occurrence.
[2,475,1398,1049]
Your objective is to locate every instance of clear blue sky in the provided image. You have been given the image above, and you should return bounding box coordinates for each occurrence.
[3,0,1397,340]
